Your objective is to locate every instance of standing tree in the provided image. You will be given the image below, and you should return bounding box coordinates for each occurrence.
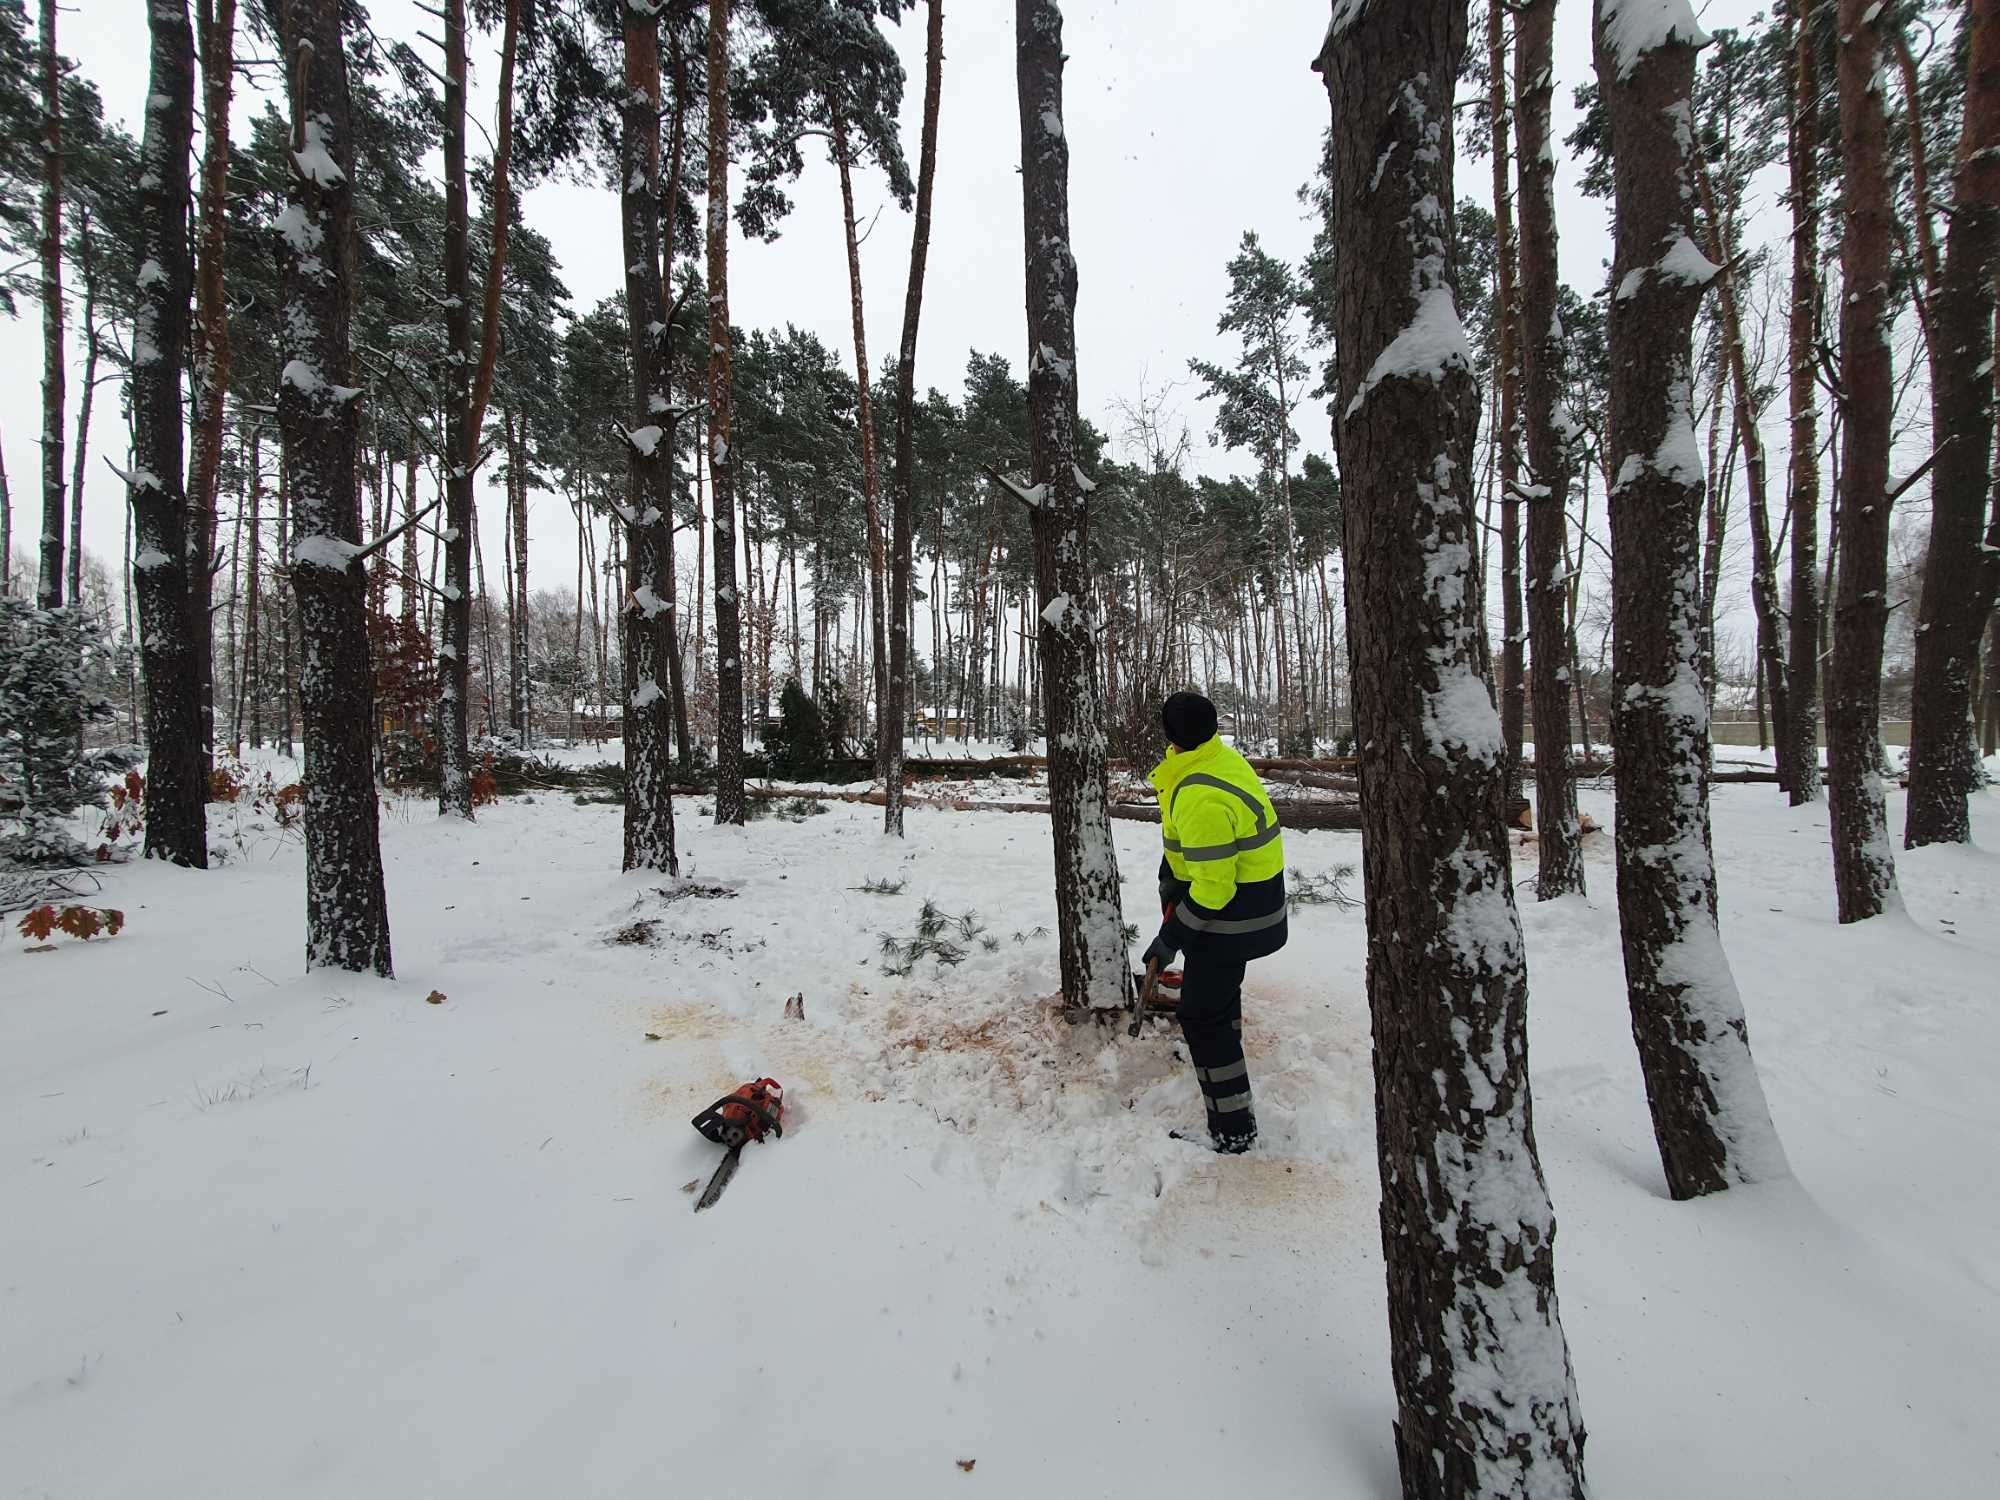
[885,0,943,837]
[1781,0,1826,807]
[187,0,237,772]
[34,0,60,610]
[1012,0,1126,1011]
[1188,233,1312,751]
[1317,4,1589,1493]
[1595,0,1787,1194]
[121,0,207,869]
[746,0,914,772]
[708,0,747,825]
[1486,0,1527,816]
[274,0,393,976]
[1905,0,2000,848]
[437,0,477,818]
[615,0,681,872]
[1826,0,1899,919]
[1514,0,1583,897]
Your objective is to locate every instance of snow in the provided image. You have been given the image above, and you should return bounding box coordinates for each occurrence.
[291,534,360,572]
[280,359,323,396]
[291,116,345,188]
[1345,287,1472,419]
[628,424,665,457]
[1599,0,1709,81]
[1656,233,1721,287]
[135,259,165,290]
[5,752,2000,1496]
[132,547,170,571]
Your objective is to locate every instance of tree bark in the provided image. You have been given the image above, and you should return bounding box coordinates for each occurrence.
[708,0,746,825]
[885,0,943,837]
[1015,0,1128,1011]
[35,0,63,611]
[1488,0,1527,813]
[1827,0,1901,921]
[1782,0,1825,806]
[125,0,208,870]
[437,0,475,818]
[275,0,392,975]
[1514,0,1583,898]
[66,215,97,609]
[1318,6,1588,1493]
[617,2,680,872]
[1905,0,2000,847]
[1596,0,1787,1195]
[188,0,237,776]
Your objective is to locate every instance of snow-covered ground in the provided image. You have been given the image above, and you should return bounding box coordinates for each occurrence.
[5,758,1997,1496]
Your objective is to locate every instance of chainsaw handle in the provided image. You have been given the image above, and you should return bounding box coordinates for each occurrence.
[1128,957,1162,1038]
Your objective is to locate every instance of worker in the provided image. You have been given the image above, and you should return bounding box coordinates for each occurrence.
[1141,691,1288,1153]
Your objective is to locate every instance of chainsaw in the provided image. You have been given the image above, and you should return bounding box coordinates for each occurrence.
[690,1077,784,1211]
[1127,961,1183,1037]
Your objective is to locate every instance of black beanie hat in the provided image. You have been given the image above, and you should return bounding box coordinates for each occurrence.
[1161,691,1218,750]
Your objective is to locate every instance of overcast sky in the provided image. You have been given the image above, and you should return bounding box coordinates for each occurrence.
[2,0,1767,624]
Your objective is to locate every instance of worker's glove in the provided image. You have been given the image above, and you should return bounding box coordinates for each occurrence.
[1141,928,1177,970]
[1158,873,1190,910]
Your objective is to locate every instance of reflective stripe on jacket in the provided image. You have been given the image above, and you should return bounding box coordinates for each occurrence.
[1151,738,1288,959]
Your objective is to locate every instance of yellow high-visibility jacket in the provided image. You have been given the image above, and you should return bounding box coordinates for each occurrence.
[1151,737,1289,959]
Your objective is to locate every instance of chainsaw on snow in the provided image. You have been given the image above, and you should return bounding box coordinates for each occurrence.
[690,1077,784,1211]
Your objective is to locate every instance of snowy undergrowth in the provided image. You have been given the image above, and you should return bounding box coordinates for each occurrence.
[4,758,1997,1495]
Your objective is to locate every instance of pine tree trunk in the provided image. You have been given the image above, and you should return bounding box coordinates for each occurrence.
[1905,0,2000,847]
[126,0,208,870]
[1,423,11,592]
[1782,0,1825,805]
[275,0,392,975]
[437,0,475,818]
[884,0,943,836]
[1595,0,1787,1194]
[1514,0,1583,897]
[1318,7,1588,1493]
[1827,0,1901,921]
[1488,0,1527,814]
[1015,0,1128,1012]
[35,0,63,612]
[66,219,97,610]
[246,425,263,748]
[188,0,236,777]
[708,0,746,825]
[1694,147,1791,790]
[510,412,530,743]
[829,107,892,779]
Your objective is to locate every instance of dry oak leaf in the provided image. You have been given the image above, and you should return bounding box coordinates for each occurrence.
[424,990,446,1005]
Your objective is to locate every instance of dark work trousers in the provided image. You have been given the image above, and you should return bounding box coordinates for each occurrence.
[1175,945,1255,1148]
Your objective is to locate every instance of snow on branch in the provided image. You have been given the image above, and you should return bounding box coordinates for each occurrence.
[983,465,1047,510]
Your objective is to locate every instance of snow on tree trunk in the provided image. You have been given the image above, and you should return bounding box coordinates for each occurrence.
[436,0,475,821]
[885,0,943,839]
[1827,0,1901,921]
[124,0,207,871]
[708,0,746,827]
[35,0,63,613]
[1782,0,1826,808]
[1317,7,1589,1494]
[618,4,679,875]
[1595,0,1787,1196]
[1905,0,2000,848]
[275,0,393,977]
[1015,0,1127,1013]
[1514,0,1584,900]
